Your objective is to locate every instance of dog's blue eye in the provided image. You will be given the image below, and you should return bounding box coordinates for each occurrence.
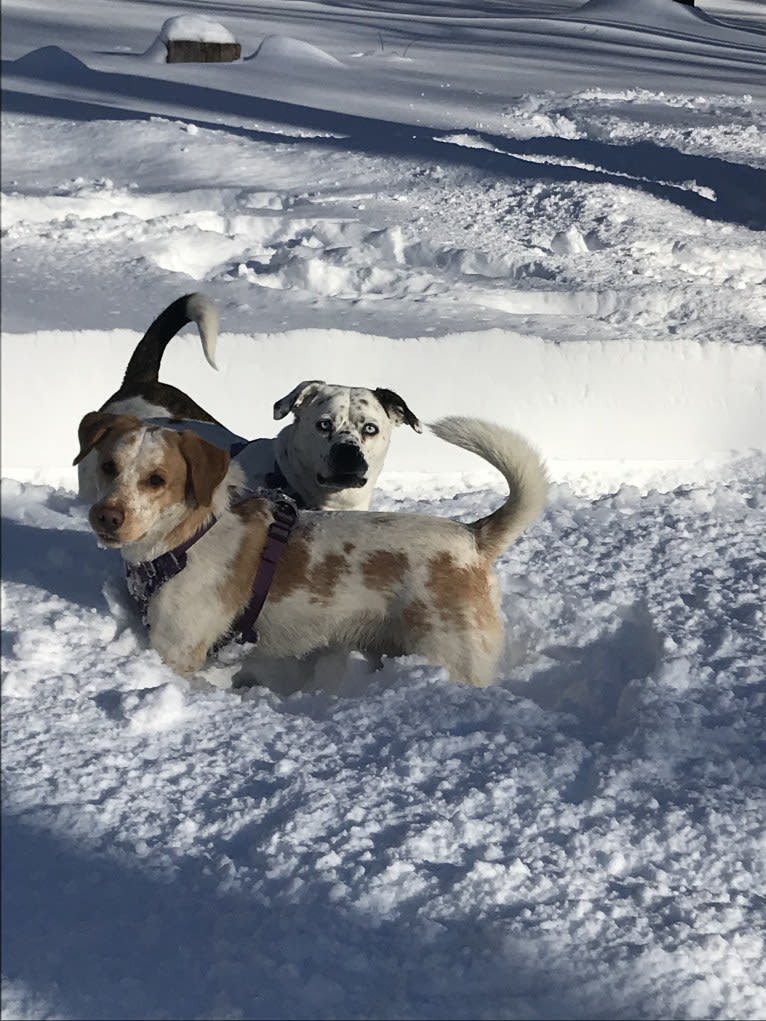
[362,423,379,436]
[316,420,332,433]
[147,474,165,488]
[102,460,118,477]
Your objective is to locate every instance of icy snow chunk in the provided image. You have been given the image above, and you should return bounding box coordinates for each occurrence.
[125,683,195,734]
[551,225,590,255]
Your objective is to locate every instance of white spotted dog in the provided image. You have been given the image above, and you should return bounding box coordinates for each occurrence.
[75,412,548,687]
[265,380,422,511]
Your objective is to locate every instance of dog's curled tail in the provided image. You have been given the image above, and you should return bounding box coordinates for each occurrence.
[429,416,548,560]
[121,293,218,386]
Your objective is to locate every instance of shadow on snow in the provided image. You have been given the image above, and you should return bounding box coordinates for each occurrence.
[3,46,766,229]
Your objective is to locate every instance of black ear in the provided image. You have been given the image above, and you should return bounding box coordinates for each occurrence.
[273,380,326,420]
[373,389,422,433]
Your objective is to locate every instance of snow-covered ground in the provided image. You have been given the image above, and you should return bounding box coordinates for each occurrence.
[2,2,765,1019]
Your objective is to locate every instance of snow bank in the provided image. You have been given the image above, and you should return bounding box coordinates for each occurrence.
[2,327,763,493]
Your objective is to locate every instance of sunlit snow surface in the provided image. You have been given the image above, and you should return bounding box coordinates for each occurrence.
[2,1,766,1019]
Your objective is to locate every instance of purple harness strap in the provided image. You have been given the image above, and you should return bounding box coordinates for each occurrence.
[230,498,297,644]
[125,494,298,649]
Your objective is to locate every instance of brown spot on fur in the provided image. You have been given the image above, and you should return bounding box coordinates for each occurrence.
[217,501,342,619]
[232,496,273,527]
[343,542,355,555]
[269,535,311,603]
[426,551,497,632]
[307,553,350,604]
[362,550,409,592]
[269,530,350,606]
[402,598,432,639]
[216,499,279,620]
[215,498,348,617]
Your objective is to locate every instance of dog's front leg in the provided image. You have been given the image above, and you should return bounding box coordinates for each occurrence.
[146,604,212,679]
[151,632,209,678]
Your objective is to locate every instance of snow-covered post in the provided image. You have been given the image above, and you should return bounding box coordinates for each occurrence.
[156,15,241,63]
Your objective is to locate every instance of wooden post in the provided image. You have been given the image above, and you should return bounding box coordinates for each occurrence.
[166,40,241,63]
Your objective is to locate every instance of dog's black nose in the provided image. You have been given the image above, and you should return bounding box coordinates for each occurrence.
[95,504,125,532]
[330,442,367,475]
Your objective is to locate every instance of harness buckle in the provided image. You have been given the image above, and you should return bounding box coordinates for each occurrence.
[267,500,298,544]
[235,625,260,646]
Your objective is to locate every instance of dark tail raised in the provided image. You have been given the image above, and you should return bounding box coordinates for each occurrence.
[122,293,218,386]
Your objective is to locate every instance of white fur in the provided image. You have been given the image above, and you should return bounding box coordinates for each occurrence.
[185,292,218,369]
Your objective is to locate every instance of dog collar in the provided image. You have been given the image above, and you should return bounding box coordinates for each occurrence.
[125,515,218,628]
[125,493,298,651]
[263,463,305,509]
[228,440,305,509]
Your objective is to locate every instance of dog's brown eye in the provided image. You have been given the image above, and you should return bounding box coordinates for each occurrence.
[316,419,333,434]
[147,474,165,488]
[102,460,118,477]
[362,423,379,436]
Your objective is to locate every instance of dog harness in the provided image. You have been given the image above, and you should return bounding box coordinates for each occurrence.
[125,493,298,648]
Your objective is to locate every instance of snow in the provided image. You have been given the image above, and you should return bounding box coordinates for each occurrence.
[159,15,236,46]
[2,1,766,1019]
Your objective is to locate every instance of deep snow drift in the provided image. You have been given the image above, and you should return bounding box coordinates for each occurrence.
[2,2,766,1020]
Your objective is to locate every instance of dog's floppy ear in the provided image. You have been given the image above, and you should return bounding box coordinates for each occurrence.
[273,380,326,420]
[73,411,142,465]
[373,389,422,433]
[177,430,230,507]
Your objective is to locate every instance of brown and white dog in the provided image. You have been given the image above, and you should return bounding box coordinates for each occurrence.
[77,293,421,511]
[74,412,548,688]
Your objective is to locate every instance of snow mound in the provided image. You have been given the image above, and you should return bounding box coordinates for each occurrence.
[10,46,90,81]
[577,0,716,30]
[247,34,344,69]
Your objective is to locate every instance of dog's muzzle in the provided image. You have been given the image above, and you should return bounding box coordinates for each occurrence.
[89,502,125,545]
[318,441,368,489]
